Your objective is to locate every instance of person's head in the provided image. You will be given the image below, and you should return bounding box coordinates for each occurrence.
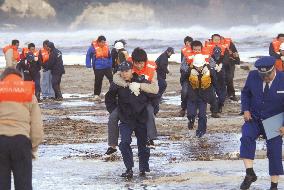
[28,43,35,52]
[255,56,276,82]
[212,46,222,61]
[97,35,106,48]
[191,40,203,53]
[166,47,175,57]
[184,36,193,46]
[11,39,19,48]
[277,34,284,43]
[118,61,133,81]
[192,54,206,72]
[114,41,124,50]
[132,47,148,70]
[211,34,221,44]
[0,67,22,81]
[43,40,49,49]
[46,42,55,52]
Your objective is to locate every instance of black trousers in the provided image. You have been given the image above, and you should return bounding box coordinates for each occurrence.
[0,135,32,190]
[93,68,113,96]
[224,61,236,97]
[52,73,63,99]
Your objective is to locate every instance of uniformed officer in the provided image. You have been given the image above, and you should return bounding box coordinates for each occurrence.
[240,56,284,190]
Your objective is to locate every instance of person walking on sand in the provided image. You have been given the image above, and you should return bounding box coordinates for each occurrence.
[86,35,113,101]
[240,56,284,190]
[269,33,284,72]
[0,67,44,190]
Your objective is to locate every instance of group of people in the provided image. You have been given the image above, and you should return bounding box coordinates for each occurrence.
[2,39,65,101]
[1,33,284,190]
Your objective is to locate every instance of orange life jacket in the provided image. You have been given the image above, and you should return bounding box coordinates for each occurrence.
[130,60,156,82]
[0,74,35,102]
[272,39,281,53]
[181,46,192,58]
[221,37,232,49]
[40,48,49,63]
[21,48,39,60]
[205,39,227,56]
[2,45,20,62]
[92,41,109,59]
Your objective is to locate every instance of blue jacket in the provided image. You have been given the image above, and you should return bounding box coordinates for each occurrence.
[241,70,284,121]
[85,46,112,70]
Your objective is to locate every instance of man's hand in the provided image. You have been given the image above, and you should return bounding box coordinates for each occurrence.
[244,111,252,122]
[129,82,141,96]
[280,127,284,136]
[233,52,239,58]
[281,56,284,61]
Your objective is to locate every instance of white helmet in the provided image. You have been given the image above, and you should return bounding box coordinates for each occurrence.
[280,43,284,50]
[114,41,124,50]
[192,54,206,67]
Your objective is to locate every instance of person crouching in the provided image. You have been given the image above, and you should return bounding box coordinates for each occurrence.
[184,54,219,138]
[105,61,153,179]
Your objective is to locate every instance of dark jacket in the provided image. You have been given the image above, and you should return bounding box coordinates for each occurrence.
[105,75,155,127]
[269,42,281,59]
[46,46,65,75]
[183,65,219,103]
[155,51,169,80]
[111,48,128,73]
[227,42,240,65]
[17,52,41,80]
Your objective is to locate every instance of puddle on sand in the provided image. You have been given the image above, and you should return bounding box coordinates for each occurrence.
[162,95,181,106]
[40,100,96,109]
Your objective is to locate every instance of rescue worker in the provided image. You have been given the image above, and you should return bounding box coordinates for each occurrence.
[0,67,44,190]
[209,46,227,113]
[180,40,220,118]
[45,42,65,101]
[104,47,159,156]
[155,47,174,99]
[240,56,284,190]
[112,41,129,73]
[182,54,219,138]
[86,35,113,101]
[2,39,20,68]
[38,40,55,100]
[269,34,284,71]
[206,34,239,101]
[105,61,153,178]
[17,43,41,102]
[111,39,127,73]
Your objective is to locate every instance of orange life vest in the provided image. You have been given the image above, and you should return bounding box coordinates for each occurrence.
[2,45,20,62]
[0,74,35,102]
[131,60,157,82]
[181,46,192,58]
[40,48,49,63]
[21,48,39,60]
[205,39,227,56]
[221,37,232,49]
[272,39,281,53]
[275,59,284,72]
[92,41,109,59]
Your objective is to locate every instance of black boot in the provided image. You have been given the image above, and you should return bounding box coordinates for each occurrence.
[121,169,133,179]
[211,112,221,118]
[240,175,257,190]
[188,120,194,130]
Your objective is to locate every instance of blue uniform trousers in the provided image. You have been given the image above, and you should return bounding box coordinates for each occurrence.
[119,122,150,171]
[187,97,208,133]
[240,121,284,175]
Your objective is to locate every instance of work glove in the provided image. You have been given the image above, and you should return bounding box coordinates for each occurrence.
[129,82,141,96]
[281,56,284,61]
[215,63,223,72]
